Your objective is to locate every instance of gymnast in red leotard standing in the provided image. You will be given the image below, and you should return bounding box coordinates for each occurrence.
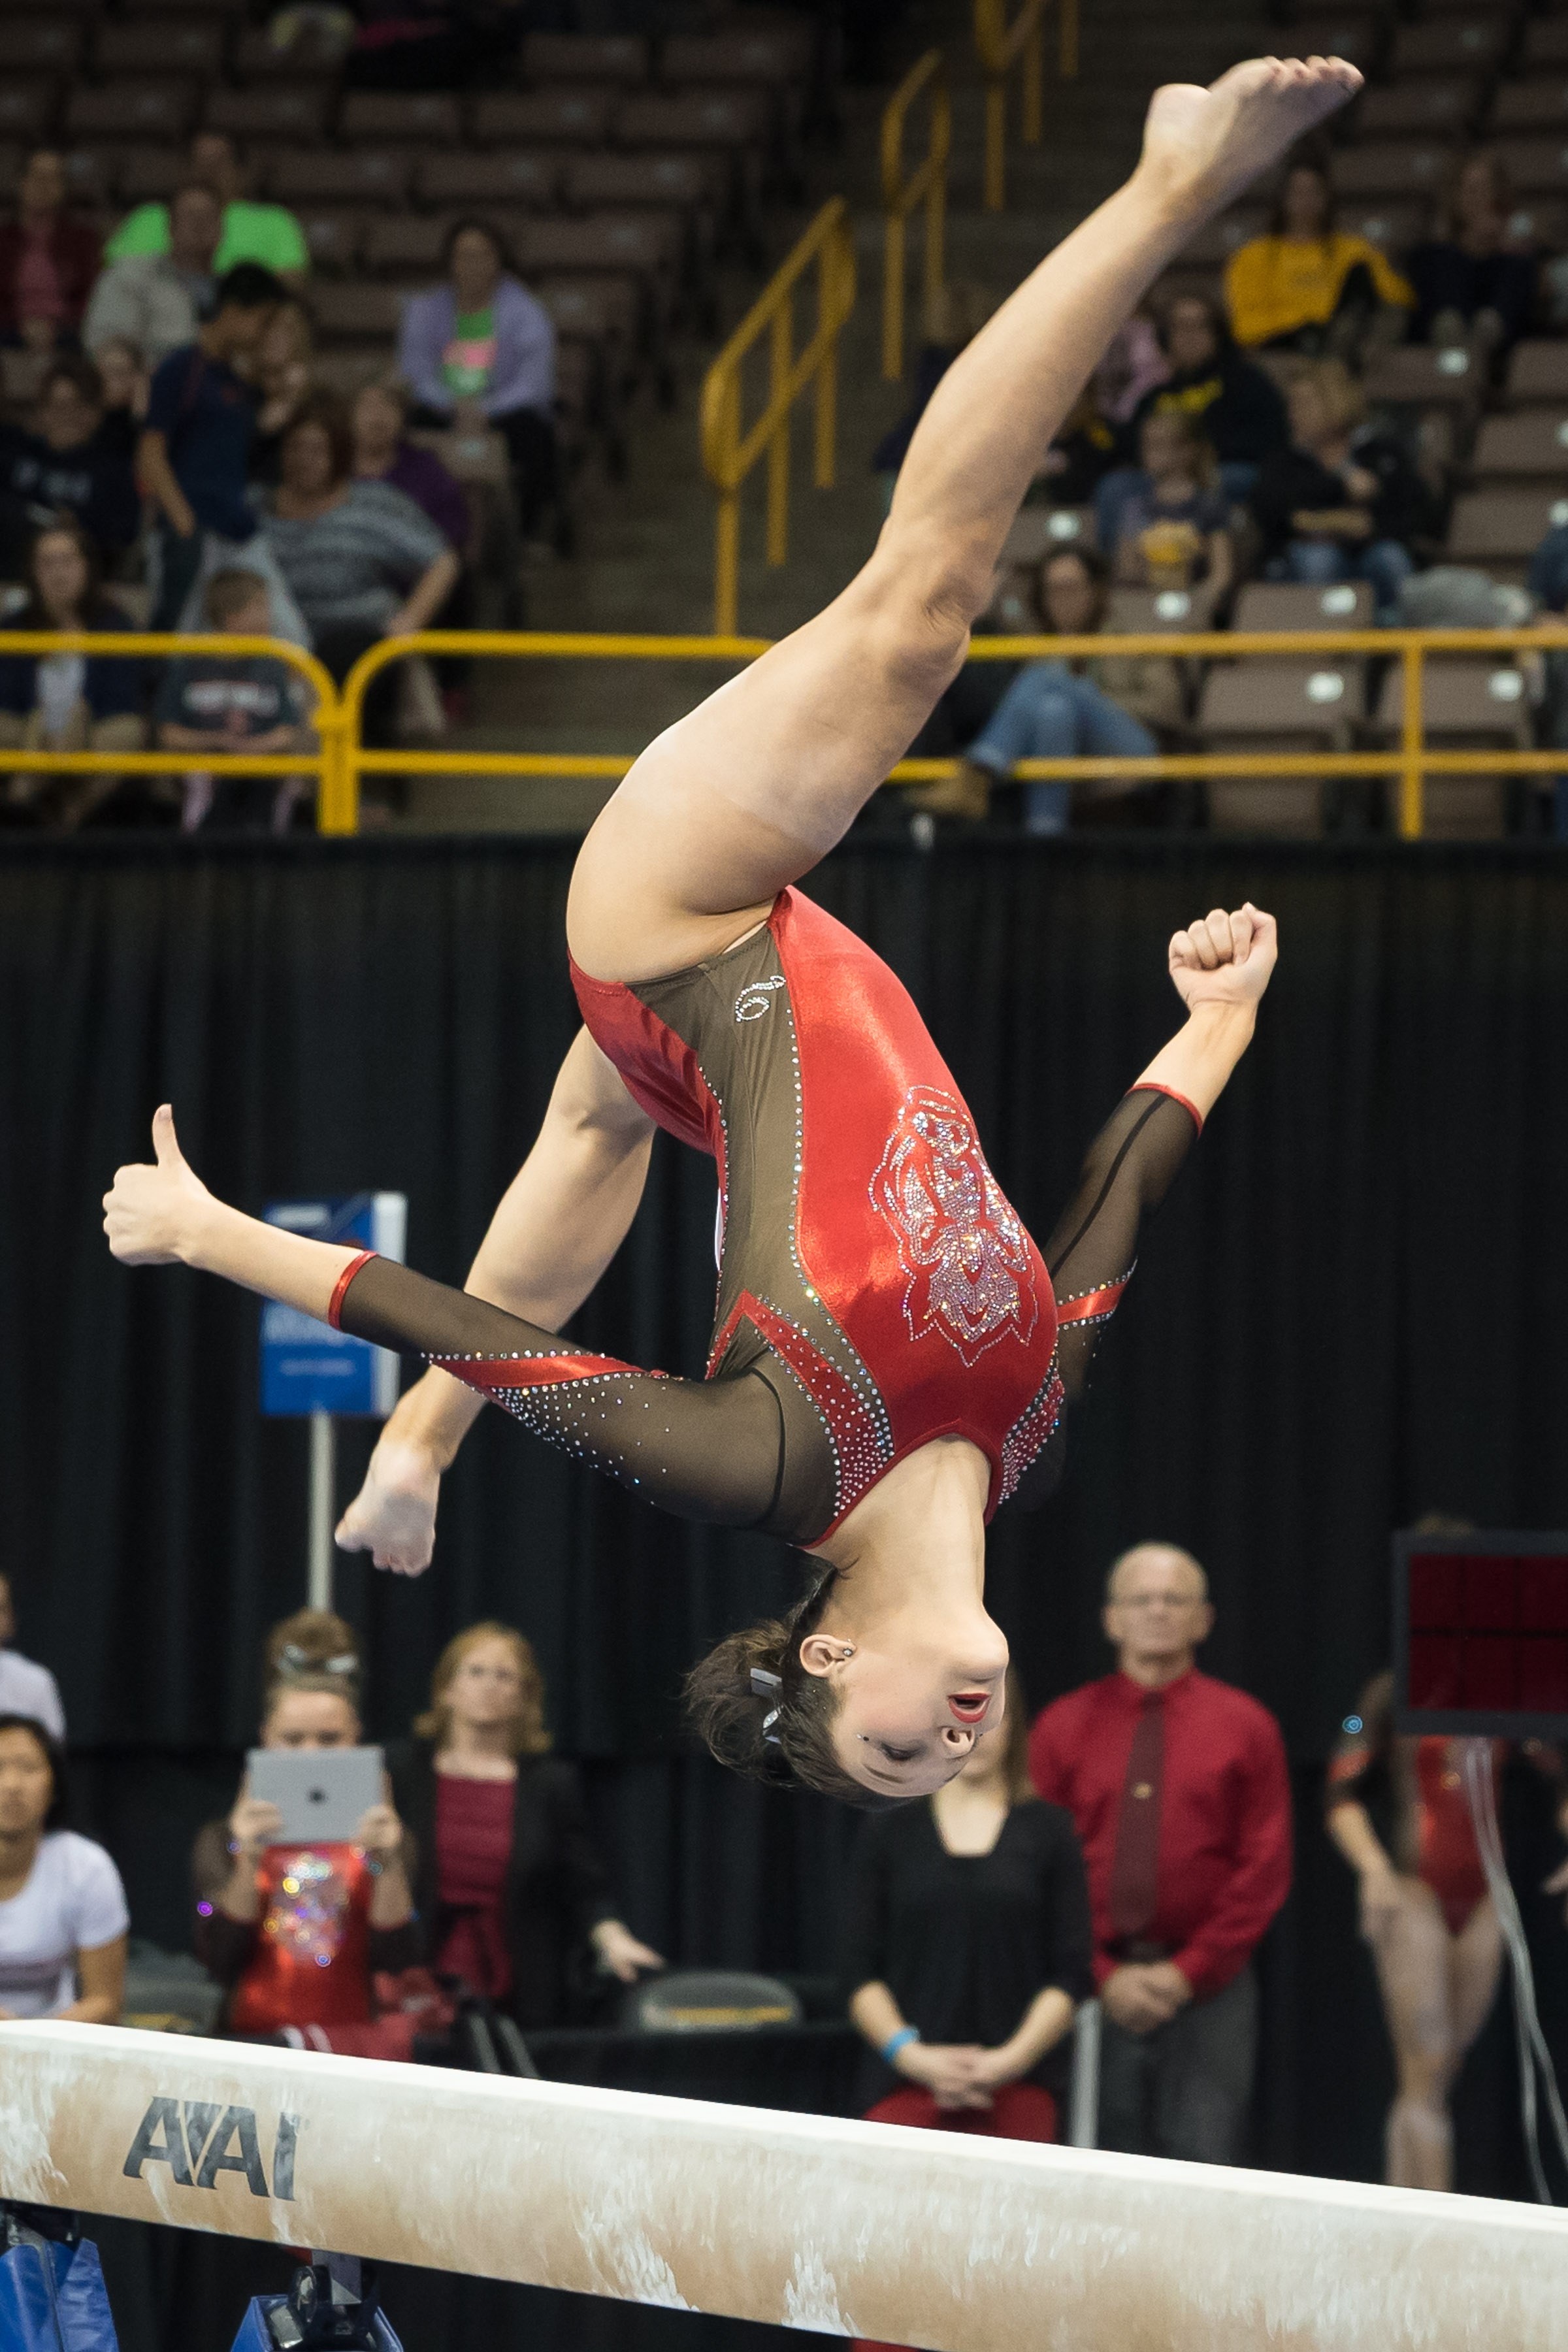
[105,54,1361,1806]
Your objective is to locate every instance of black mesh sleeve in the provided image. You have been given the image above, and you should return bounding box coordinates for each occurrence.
[335,1255,787,1529]
[1013,1084,1201,1507]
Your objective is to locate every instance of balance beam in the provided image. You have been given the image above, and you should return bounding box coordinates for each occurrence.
[3,2022,1565,2349]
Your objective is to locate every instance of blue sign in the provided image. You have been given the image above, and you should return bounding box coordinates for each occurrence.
[260,1193,407,1418]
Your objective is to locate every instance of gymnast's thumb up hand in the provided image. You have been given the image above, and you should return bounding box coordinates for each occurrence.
[103,1105,214,1266]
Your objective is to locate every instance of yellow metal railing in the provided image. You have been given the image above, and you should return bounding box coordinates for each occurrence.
[0,632,341,805]
[881,50,950,382]
[4,628,1559,847]
[698,198,857,636]
[974,0,1046,212]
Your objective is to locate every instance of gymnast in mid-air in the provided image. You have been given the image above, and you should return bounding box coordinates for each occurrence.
[106,54,1357,1804]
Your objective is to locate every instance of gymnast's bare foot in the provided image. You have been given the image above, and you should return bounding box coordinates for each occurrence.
[1138,56,1362,220]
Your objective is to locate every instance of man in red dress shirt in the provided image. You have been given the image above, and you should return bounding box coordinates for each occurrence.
[1028,1541,1291,2164]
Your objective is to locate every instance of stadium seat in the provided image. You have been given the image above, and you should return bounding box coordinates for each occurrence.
[1331,197,1430,255]
[362,216,457,279]
[1360,345,1485,412]
[1367,659,1532,837]
[1472,412,1568,485]
[204,88,331,146]
[1003,508,1096,564]
[470,92,614,150]
[0,85,67,148]
[339,94,462,148]
[265,149,414,208]
[1105,583,1220,632]
[613,90,771,156]
[1196,658,1360,834]
[1508,341,1568,403]
[1331,143,1455,201]
[309,351,387,401]
[308,283,409,344]
[58,148,115,208]
[118,148,195,204]
[1522,21,1568,71]
[1488,138,1568,195]
[123,0,244,14]
[1503,197,1568,248]
[662,26,814,89]
[523,35,650,86]
[1277,20,1384,74]
[1388,19,1508,76]
[1179,206,1268,269]
[0,23,85,76]
[1352,80,1484,143]
[1231,581,1376,631]
[563,153,721,217]
[69,82,201,146]
[1488,84,1568,136]
[232,24,351,84]
[416,154,561,212]
[1445,487,1568,576]
[96,21,227,80]
[294,208,367,276]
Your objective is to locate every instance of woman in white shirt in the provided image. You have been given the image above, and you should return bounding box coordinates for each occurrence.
[0,1715,127,2023]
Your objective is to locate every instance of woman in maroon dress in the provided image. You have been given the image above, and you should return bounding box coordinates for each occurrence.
[388,1622,659,2026]
[106,57,1359,1804]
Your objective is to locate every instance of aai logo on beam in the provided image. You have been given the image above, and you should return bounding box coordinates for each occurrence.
[123,2101,298,2200]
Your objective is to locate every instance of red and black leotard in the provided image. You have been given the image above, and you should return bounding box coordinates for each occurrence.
[330,889,1201,1546]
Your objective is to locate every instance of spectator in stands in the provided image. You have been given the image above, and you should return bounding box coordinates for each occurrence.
[399,221,558,543]
[0,358,141,580]
[0,152,103,355]
[84,183,223,372]
[1250,359,1437,622]
[156,568,316,834]
[193,1669,417,2040]
[1034,388,1119,508]
[1405,155,1539,363]
[1224,159,1413,357]
[1094,306,1169,428]
[0,1717,126,2024]
[1117,291,1287,505]
[0,1575,65,1740]
[265,1605,361,1691]
[872,282,998,509]
[352,379,468,552]
[386,1622,662,2028]
[139,263,289,633]
[248,299,319,486]
[843,1669,1092,2153]
[1030,1543,1292,2167]
[259,395,461,743]
[926,547,1177,834]
[0,521,146,832]
[106,133,308,289]
[1103,412,1233,600]
[92,338,150,454]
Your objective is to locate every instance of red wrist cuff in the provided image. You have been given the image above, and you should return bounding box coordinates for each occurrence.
[327,1249,376,1330]
[1130,1080,1203,1136]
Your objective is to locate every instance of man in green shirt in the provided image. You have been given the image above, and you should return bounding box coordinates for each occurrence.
[105,133,308,287]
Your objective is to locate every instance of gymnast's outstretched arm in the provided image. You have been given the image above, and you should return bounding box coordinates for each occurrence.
[566,57,1360,985]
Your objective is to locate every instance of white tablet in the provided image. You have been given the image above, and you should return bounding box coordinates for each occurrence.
[245,1745,385,1846]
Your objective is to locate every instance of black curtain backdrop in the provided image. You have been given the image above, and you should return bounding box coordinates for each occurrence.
[5,831,1568,2349]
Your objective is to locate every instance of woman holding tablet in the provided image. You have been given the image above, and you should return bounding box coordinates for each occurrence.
[193,1668,416,2040]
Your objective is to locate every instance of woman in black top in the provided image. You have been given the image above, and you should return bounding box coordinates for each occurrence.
[385,1621,661,2031]
[843,1669,1092,2140]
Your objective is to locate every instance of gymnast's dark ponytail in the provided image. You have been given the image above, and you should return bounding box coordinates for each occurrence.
[683,1570,906,1811]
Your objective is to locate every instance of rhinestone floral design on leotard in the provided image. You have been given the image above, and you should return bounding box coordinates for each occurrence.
[869,1086,1039,1366]
[262,1850,352,1969]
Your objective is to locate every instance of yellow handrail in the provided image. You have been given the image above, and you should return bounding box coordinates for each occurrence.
[881,50,951,382]
[319,625,1563,843]
[974,0,1047,212]
[0,632,343,805]
[698,199,858,636]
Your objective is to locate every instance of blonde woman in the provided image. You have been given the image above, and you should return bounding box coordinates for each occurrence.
[387,1623,661,2023]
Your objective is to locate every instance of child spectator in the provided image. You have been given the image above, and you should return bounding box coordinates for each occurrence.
[1103,410,1233,600]
[155,568,316,833]
[0,1574,65,1741]
[0,358,141,580]
[1250,360,1439,621]
[91,338,150,459]
[138,263,294,632]
[0,152,103,354]
[0,1716,127,2023]
[0,521,146,831]
[248,299,318,487]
